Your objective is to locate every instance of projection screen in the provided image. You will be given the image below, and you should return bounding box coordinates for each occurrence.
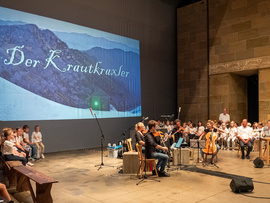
[0,7,141,121]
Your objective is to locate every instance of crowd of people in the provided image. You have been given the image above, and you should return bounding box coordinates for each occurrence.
[134,109,270,177]
[1,125,45,167]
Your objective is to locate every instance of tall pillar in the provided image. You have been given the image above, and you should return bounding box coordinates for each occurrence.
[259,68,270,124]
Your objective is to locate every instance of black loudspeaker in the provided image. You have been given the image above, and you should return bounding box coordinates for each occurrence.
[253,157,264,168]
[230,178,254,193]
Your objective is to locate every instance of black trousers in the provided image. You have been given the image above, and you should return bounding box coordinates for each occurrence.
[239,139,253,156]
[17,148,29,162]
[4,154,27,166]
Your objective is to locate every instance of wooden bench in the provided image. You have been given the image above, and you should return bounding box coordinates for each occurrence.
[5,161,58,203]
[5,161,23,187]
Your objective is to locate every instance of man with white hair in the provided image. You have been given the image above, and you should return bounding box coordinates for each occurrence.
[238,119,252,159]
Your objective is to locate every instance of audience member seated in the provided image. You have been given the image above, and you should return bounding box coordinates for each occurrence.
[1,128,27,166]
[31,125,45,159]
[227,121,237,151]
[237,119,253,159]
[187,123,196,143]
[263,120,270,137]
[11,128,32,166]
[195,121,204,139]
[0,183,14,203]
[219,123,228,150]
[23,125,37,160]
[164,120,173,132]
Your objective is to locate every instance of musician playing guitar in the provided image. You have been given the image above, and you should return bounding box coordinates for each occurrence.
[169,119,184,150]
[199,120,226,164]
[145,120,170,177]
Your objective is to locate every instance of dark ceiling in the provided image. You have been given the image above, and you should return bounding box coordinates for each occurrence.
[160,0,202,8]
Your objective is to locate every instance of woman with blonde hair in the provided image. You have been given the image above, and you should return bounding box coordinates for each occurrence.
[2,128,27,166]
[135,122,146,151]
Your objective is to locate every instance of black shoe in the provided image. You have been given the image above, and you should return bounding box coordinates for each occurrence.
[158,171,170,177]
[241,155,245,159]
[246,155,250,159]
[152,170,159,175]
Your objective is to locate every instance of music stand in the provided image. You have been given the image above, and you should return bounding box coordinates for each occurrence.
[190,139,206,163]
[176,137,184,167]
[166,138,184,172]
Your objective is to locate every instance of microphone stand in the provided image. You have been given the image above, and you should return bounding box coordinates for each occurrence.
[90,109,114,171]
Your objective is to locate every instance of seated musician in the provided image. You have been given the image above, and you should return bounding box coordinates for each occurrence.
[145,120,170,177]
[199,120,226,164]
[135,122,145,152]
[237,119,252,159]
[169,119,184,150]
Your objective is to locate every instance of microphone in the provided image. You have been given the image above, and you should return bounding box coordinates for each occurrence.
[89,108,94,117]
[141,117,149,121]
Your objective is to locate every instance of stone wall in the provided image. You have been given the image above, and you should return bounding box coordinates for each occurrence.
[178,0,270,124]
[209,0,270,66]
[209,73,247,124]
[259,68,270,123]
[208,0,270,124]
[177,2,208,123]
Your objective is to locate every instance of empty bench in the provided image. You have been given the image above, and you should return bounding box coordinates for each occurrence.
[5,161,58,203]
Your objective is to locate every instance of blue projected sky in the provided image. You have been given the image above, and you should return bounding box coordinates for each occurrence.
[0,7,141,121]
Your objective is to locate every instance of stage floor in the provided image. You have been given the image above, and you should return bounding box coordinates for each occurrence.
[10,149,270,203]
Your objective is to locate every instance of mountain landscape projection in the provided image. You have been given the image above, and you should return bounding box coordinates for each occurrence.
[0,7,141,121]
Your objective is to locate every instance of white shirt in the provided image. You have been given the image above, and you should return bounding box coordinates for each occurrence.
[237,126,252,140]
[197,126,205,135]
[229,127,237,138]
[189,127,197,134]
[3,140,15,155]
[17,136,23,144]
[23,132,30,142]
[32,131,42,143]
[220,128,229,138]
[184,126,190,133]
[263,126,270,137]
[219,113,230,123]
